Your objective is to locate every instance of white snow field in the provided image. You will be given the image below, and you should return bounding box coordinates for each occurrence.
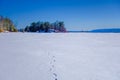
[0,33,120,80]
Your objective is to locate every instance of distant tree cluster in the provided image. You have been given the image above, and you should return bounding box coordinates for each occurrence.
[0,16,17,32]
[24,21,66,32]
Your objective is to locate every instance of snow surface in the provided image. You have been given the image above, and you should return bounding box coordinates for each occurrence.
[0,33,120,80]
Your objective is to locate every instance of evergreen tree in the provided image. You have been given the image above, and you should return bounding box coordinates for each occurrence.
[24,21,67,33]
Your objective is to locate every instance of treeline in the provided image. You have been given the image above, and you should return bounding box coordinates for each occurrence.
[24,21,67,32]
[0,16,17,32]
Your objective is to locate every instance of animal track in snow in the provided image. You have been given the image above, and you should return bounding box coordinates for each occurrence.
[55,78,57,80]
[53,73,57,77]
[48,52,58,80]
[53,59,56,62]
[52,65,54,68]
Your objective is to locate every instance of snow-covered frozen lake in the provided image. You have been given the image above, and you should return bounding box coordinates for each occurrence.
[0,33,120,80]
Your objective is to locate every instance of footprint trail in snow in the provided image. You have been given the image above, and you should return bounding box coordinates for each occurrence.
[48,52,58,80]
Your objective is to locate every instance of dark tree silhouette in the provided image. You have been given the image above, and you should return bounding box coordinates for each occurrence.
[24,21,67,33]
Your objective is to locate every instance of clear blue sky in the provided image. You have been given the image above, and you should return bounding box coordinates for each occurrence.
[0,0,120,30]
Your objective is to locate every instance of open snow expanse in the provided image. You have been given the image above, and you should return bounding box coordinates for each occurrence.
[0,33,120,80]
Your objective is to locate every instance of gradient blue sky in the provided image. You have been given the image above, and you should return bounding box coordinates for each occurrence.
[0,0,120,30]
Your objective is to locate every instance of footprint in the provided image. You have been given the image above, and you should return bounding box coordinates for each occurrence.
[53,73,57,77]
[52,65,54,68]
[50,68,52,71]
[55,78,57,80]
[53,59,56,62]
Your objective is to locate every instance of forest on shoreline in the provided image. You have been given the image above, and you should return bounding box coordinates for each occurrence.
[0,16,67,33]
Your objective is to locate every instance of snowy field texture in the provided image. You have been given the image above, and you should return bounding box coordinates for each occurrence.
[0,33,120,80]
